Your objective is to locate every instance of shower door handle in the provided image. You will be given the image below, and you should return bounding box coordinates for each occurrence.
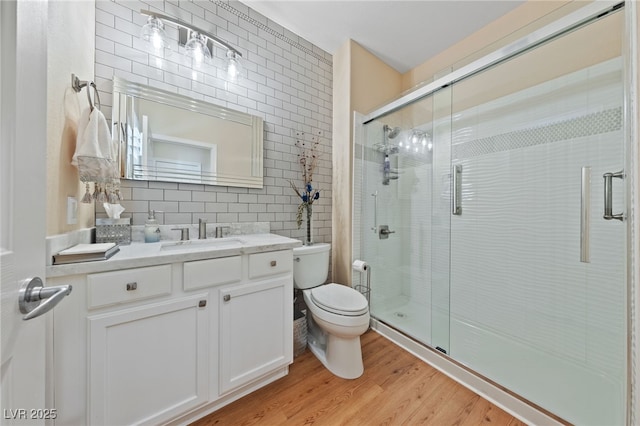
[452,164,462,216]
[580,167,591,263]
[603,170,624,221]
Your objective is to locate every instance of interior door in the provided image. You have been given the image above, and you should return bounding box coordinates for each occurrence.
[1,1,50,423]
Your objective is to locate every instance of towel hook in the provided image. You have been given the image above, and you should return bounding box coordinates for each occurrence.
[89,82,101,112]
[71,73,101,112]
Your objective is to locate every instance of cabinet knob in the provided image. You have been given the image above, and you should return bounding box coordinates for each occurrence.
[126,282,138,291]
[223,294,231,302]
[270,260,277,267]
[199,300,207,307]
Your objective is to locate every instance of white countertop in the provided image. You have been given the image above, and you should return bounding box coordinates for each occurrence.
[46,233,302,278]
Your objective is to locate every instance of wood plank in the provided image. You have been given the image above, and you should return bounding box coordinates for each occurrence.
[190,331,529,426]
[347,362,452,425]
[462,397,528,426]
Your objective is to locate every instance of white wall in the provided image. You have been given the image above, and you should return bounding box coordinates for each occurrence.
[93,0,333,243]
[47,0,96,235]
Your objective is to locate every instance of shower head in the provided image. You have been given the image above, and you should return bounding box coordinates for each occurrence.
[384,125,401,139]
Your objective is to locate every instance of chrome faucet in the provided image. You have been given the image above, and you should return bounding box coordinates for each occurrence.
[171,227,190,241]
[215,226,230,238]
[199,218,207,239]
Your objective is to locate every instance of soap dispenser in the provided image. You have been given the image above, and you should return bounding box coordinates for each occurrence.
[144,210,161,243]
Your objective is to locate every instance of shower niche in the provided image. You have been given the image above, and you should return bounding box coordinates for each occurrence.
[354,5,627,426]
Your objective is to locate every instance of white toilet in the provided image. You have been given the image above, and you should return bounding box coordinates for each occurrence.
[293,243,370,379]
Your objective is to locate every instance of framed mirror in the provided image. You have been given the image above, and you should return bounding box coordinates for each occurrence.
[113,77,263,188]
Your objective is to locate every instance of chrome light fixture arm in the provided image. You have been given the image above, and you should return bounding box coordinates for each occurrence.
[140,9,242,58]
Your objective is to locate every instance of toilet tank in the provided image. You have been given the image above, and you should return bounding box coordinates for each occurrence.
[292,243,330,289]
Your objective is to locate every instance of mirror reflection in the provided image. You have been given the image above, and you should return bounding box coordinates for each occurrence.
[113,77,263,188]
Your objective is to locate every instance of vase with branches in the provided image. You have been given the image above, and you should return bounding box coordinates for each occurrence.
[289,137,321,245]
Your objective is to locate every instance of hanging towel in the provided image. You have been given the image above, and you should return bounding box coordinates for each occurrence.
[72,107,118,183]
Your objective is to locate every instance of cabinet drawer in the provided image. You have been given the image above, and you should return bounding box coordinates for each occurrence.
[184,256,242,291]
[87,265,172,309]
[248,250,292,279]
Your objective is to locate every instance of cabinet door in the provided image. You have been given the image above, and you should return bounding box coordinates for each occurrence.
[219,276,293,394]
[88,294,209,425]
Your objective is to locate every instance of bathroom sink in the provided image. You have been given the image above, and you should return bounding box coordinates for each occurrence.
[117,243,162,258]
[160,238,244,251]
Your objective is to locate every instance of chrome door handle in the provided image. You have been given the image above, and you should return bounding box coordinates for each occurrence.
[452,164,462,215]
[580,167,591,263]
[19,277,72,321]
[603,170,624,221]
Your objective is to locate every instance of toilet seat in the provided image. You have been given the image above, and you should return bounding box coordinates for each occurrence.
[310,283,368,316]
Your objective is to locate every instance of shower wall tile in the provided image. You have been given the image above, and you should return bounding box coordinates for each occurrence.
[453,107,622,160]
[451,58,622,154]
[94,0,333,245]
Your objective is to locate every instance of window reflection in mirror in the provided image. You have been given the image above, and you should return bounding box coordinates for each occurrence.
[113,77,263,188]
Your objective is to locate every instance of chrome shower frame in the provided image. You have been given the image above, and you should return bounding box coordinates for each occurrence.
[362,1,624,125]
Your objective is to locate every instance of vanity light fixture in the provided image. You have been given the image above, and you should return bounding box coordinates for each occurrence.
[140,9,242,75]
[140,15,167,53]
[226,50,244,82]
[184,31,212,64]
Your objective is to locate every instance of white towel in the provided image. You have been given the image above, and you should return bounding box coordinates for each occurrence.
[72,107,118,182]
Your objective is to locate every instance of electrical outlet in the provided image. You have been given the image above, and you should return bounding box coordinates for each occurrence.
[67,196,78,225]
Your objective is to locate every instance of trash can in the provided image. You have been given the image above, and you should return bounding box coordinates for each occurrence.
[293,309,307,357]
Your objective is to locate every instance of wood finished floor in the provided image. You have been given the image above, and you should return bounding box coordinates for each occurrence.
[191,331,527,426]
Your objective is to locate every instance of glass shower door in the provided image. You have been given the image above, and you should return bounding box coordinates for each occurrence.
[448,10,626,425]
[360,93,445,347]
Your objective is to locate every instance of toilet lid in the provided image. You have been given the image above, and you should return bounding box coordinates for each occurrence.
[310,283,368,316]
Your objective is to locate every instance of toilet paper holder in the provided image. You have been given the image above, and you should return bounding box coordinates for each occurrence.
[353,260,371,304]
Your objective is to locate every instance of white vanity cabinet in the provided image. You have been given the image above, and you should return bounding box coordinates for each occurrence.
[219,250,293,394]
[88,293,210,426]
[51,265,210,426]
[48,241,296,426]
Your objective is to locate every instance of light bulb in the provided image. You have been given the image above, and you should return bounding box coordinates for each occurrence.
[151,33,163,50]
[226,50,243,82]
[141,16,167,53]
[185,32,211,65]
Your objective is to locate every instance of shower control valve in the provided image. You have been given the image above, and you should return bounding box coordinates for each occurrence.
[378,225,395,239]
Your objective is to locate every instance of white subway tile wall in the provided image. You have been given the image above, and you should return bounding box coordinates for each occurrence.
[94,0,333,244]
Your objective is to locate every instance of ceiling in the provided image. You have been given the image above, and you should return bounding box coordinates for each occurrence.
[240,1,526,73]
